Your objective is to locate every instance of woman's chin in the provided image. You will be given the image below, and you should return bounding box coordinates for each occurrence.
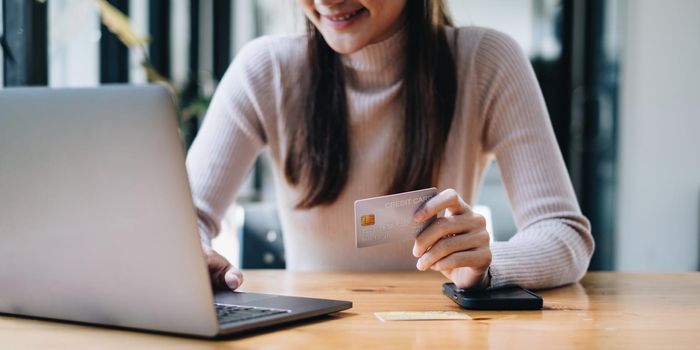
[320,33,371,55]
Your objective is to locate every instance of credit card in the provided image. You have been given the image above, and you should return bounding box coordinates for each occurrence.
[354,187,438,248]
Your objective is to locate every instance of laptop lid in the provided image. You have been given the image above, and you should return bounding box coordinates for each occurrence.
[0,85,220,337]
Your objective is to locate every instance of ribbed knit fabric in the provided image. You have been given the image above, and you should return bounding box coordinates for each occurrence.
[186,26,595,289]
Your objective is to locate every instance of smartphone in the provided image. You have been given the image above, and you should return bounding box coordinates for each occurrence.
[442,282,543,310]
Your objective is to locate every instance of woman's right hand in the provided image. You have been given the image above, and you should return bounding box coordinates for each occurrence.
[202,244,243,291]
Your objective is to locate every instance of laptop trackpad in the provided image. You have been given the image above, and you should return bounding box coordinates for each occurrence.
[214,292,278,305]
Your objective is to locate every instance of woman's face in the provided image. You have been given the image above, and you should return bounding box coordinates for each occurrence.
[297,0,407,54]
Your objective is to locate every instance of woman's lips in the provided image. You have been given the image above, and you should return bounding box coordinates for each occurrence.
[321,8,368,30]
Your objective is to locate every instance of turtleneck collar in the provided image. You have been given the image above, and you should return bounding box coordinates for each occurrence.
[340,27,406,90]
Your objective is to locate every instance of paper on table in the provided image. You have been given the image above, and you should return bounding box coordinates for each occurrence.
[374,311,472,322]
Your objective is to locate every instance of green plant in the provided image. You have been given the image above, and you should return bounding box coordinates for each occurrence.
[96,0,208,145]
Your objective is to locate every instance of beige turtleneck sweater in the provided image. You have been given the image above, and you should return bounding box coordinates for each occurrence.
[186,26,594,289]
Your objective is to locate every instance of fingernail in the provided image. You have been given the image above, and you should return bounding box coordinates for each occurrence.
[414,212,424,223]
[224,270,240,290]
[412,245,420,258]
[416,259,424,271]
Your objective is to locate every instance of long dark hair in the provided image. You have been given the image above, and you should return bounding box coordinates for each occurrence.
[285,0,456,209]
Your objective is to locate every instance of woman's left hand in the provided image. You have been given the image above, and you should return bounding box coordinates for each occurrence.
[412,189,492,289]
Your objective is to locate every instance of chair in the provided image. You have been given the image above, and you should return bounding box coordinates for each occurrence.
[237,202,286,269]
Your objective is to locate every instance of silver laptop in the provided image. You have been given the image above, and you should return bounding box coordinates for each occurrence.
[0,85,351,338]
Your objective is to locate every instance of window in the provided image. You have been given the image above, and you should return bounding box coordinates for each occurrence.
[48,0,100,87]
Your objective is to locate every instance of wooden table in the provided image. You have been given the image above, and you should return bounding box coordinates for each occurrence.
[2,271,699,349]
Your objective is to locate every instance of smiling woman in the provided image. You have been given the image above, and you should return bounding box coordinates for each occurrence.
[187,0,594,292]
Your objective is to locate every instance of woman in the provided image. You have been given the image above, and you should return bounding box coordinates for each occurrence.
[187,0,594,291]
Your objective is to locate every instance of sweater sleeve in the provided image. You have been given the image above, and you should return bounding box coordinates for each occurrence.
[476,30,595,289]
[186,38,274,245]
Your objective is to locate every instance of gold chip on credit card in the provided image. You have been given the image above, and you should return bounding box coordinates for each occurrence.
[360,214,375,226]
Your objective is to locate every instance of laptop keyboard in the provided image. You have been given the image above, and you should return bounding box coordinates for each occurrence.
[215,304,291,325]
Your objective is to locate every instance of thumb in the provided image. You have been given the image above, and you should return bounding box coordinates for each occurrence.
[211,264,242,291]
[223,267,243,290]
[205,247,243,291]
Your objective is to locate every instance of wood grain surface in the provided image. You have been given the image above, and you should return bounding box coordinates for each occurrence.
[2,271,699,349]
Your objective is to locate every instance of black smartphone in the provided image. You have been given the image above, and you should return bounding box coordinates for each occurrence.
[442,283,543,310]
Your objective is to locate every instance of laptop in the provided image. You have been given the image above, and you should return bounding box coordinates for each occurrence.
[0,85,352,338]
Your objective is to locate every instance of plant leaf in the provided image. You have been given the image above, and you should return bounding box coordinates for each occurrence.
[181,98,212,123]
[96,0,149,47]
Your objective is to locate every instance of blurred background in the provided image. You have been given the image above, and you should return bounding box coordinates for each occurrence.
[1,0,698,272]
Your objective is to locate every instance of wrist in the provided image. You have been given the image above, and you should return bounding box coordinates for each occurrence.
[476,266,492,290]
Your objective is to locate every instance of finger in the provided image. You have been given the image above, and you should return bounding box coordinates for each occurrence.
[209,264,230,291]
[208,259,231,291]
[205,248,241,291]
[212,266,242,291]
[413,214,487,257]
[444,266,490,289]
[416,229,490,271]
[224,267,243,290]
[414,188,471,223]
[431,247,492,272]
